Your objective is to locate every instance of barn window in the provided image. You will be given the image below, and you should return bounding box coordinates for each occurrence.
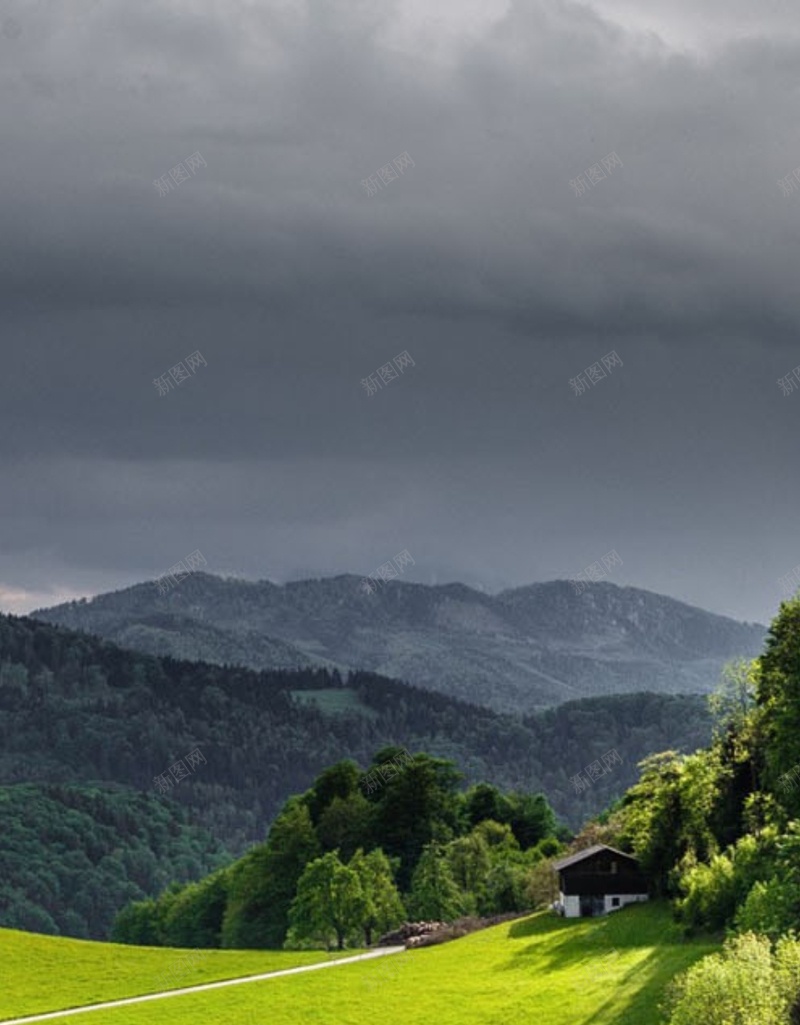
[611,897,620,907]
[611,860,617,873]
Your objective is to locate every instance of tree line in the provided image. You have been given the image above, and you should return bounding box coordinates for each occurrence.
[0,783,228,939]
[111,748,562,950]
[570,594,800,1024]
[0,611,713,853]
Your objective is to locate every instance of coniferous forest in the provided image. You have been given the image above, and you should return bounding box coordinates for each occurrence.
[0,783,229,939]
[110,750,562,951]
[7,593,800,1021]
[104,593,800,1023]
[0,610,712,938]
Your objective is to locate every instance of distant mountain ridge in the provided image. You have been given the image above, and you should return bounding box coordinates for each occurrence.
[34,574,766,713]
[0,611,714,846]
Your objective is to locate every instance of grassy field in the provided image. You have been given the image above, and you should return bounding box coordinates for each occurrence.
[289,687,378,717]
[1,903,718,1025]
[0,928,351,1020]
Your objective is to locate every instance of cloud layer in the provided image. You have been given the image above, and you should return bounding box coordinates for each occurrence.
[1,0,798,623]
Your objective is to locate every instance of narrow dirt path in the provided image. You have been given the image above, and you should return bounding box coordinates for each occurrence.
[1,946,406,1025]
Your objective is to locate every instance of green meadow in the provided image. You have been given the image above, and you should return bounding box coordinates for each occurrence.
[1,904,718,1025]
[289,687,379,717]
[0,928,349,1021]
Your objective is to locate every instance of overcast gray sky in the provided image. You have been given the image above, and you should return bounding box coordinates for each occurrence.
[1,0,799,625]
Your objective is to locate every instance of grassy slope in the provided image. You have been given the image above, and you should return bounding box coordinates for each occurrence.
[3,904,719,1025]
[289,688,379,717]
[0,929,351,1020]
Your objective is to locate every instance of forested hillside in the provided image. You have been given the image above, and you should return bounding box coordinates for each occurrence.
[34,574,765,712]
[569,595,800,1023]
[0,613,713,848]
[111,750,561,951]
[0,783,229,939]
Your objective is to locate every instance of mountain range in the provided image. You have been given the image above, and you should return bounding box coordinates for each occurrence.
[3,573,752,938]
[34,574,767,713]
[0,611,713,844]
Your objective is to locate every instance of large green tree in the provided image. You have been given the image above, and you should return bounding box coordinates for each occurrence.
[506,792,557,849]
[160,870,229,948]
[349,847,405,945]
[110,897,163,945]
[755,597,800,819]
[369,752,463,890]
[464,783,512,830]
[222,798,320,949]
[408,842,463,921]
[286,851,365,951]
[618,751,686,895]
[316,793,374,862]
[709,659,757,742]
[445,830,490,914]
[304,760,362,827]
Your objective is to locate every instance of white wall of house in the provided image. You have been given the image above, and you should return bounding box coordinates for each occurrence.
[604,893,648,914]
[561,893,582,918]
[558,892,648,917]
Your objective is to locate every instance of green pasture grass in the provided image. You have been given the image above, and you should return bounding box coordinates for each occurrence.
[0,928,351,1020]
[30,903,718,1025]
[289,688,378,717]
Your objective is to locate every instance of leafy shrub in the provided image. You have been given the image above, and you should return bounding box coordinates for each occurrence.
[665,932,794,1025]
[675,853,739,933]
[676,834,767,934]
[736,880,800,942]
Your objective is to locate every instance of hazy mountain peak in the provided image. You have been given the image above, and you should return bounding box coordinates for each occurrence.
[33,572,766,714]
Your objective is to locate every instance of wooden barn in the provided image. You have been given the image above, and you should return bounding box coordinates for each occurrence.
[552,844,649,918]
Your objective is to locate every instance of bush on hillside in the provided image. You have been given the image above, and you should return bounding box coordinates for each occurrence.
[735,879,800,942]
[664,932,800,1025]
[675,834,767,934]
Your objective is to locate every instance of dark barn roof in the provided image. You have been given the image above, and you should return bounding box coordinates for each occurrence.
[552,844,639,872]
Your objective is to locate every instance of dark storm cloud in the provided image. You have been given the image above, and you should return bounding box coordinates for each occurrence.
[1,0,799,622]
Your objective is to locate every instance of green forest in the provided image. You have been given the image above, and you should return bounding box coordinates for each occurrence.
[105,591,800,1022]
[111,749,563,951]
[0,611,712,846]
[0,783,228,939]
[0,612,714,941]
[564,595,800,1023]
